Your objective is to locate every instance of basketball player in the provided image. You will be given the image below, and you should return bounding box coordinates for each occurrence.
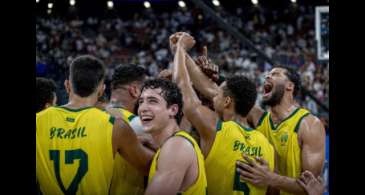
[36,77,57,113]
[36,55,153,195]
[184,44,325,194]
[108,64,155,195]
[171,32,275,195]
[138,78,207,195]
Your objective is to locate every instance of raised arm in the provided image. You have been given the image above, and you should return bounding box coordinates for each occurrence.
[110,109,154,175]
[185,52,219,100]
[145,137,195,195]
[170,34,219,101]
[172,32,219,156]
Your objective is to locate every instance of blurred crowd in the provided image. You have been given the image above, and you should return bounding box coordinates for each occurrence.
[36,4,329,126]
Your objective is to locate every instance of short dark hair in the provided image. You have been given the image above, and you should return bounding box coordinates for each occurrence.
[111,64,147,90]
[36,77,57,113]
[275,65,301,96]
[223,75,257,117]
[140,79,184,124]
[69,55,106,97]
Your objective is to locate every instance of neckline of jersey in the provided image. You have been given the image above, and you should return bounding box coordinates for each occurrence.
[56,106,94,112]
[269,107,301,130]
[233,120,254,132]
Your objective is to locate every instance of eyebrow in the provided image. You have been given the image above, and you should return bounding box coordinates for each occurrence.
[146,96,159,101]
[139,95,160,101]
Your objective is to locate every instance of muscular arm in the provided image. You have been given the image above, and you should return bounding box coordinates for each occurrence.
[112,117,154,175]
[270,115,325,194]
[185,54,219,100]
[172,38,218,157]
[184,48,265,128]
[145,137,195,195]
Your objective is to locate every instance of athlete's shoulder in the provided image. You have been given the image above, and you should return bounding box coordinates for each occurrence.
[298,112,323,132]
[36,106,59,118]
[251,129,272,144]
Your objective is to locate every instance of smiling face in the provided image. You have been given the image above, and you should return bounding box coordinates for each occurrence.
[137,88,178,133]
[262,67,292,106]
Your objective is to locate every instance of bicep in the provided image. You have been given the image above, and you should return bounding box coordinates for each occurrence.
[300,117,326,176]
[146,138,193,195]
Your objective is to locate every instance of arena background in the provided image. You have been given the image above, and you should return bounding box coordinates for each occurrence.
[36,0,330,194]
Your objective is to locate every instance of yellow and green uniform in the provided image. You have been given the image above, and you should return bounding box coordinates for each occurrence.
[148,131,207,195]
[205,120,275,195]
[109,108,145,195]
[36,106,115,195]
[256,107,311,195]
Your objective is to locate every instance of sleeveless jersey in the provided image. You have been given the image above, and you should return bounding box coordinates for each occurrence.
[148,131,207,195]
[256,108,311,195]
[36,106,114,195]
[205,120,275,195]
[109,108,145,195]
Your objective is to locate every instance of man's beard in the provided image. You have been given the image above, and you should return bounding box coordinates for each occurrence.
[262,85,285,107]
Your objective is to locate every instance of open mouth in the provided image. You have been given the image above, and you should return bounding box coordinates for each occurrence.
[263,82,273,96]
[140,115,154,124]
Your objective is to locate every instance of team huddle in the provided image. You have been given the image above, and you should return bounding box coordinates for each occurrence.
[36,32,326,195]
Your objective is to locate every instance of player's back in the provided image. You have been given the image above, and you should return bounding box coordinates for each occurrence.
[205,120,275,195]
[36,106,115,195]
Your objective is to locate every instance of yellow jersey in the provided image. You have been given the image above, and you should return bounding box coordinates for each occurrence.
[36,106,115,195]
[205,120,275,195]
[256,108,310,195]
[109,108,145,195]
[148,131,207,195]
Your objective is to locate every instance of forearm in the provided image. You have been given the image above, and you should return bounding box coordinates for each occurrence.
[185,54,218,100]
[270,173,306,195]
[118,119,154,175]
[172,45,201,106]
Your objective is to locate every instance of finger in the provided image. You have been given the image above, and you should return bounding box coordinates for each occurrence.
[296,178,308,190]
[255,156,269,166]
[196,58,203,66]
[242,153,256,167]
[301,172,311,184]
[213,74,219,81]
[303,170,316,180]
[240,175,256,184]
[201,56,208,64]
[203,46,208,57]
[236,168,256,180]
[236,160,256,174]
[299,176,309,185]
[194,59,200,66]
[214,66,219,73]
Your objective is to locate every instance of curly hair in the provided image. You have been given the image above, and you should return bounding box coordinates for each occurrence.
[224,75,257,117]
[111,64,147,90]
[36,77,57,113]
[140,79,184,124]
